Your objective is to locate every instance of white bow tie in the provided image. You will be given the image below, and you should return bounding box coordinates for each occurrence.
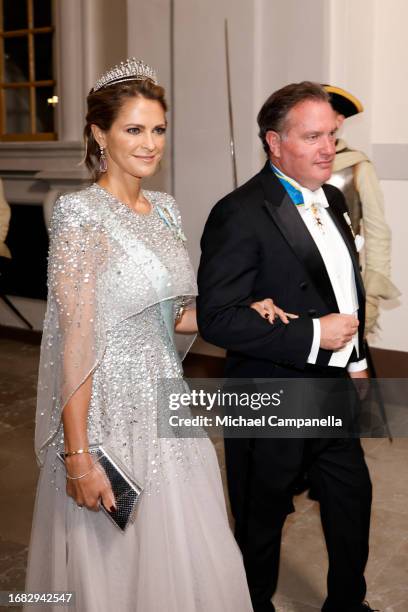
[301,187,329,210]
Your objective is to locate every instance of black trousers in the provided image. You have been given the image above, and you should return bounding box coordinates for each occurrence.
[224,367,372,612]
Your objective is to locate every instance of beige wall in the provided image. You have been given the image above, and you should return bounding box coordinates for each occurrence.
[372,0,408,144]
[173,0,255,269]
[82,0,128,93]
[127,0,172,193]
[172,0,330,270]
[56,0,128,141]
[326,0,407,351]
[370,0,408,351]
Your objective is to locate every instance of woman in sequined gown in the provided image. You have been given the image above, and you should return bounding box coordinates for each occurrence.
[24,61,255,612]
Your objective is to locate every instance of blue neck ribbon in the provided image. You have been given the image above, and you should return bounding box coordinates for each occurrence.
[270,163,304,206]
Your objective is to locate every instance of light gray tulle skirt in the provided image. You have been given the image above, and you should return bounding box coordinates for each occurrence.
[25,309,253,612]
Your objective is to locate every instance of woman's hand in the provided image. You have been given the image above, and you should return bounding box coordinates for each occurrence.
[65,454,116,512]
[250,298,298,325]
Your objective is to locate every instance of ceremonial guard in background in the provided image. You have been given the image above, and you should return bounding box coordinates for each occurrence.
[324,85,400,334]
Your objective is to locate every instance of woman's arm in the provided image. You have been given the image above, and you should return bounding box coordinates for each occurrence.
[62,376,92,453]
[174,307,198,333]
[62,376,116,512]
[48,196,115,512]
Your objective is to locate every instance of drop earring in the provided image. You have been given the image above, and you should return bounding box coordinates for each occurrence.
[99,146,108,173]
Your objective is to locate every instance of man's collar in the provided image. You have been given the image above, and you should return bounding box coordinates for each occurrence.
[270,162,328,209]
[270,163,303,191]
[270,163,304,205]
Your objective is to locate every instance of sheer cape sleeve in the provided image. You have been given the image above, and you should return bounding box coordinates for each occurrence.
[35,194,105,465]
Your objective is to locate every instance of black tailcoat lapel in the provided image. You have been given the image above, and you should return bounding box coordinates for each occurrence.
[322,187,366,303]
[259,163,339,312]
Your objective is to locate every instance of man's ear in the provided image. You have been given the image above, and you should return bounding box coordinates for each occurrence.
[335,113,345,130]
[91,124,106,148]
[265,131,281,158]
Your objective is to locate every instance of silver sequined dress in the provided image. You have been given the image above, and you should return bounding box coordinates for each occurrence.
[25,185,253,612]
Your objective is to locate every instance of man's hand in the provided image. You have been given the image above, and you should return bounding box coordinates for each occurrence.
[319,313,359,350]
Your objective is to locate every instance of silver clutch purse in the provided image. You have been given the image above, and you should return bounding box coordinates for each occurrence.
[58,445,143,532]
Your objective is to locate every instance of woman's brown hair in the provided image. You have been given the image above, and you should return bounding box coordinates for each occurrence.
[84,79,167,180]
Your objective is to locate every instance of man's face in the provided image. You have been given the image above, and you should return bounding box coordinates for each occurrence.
[266,99,337,190]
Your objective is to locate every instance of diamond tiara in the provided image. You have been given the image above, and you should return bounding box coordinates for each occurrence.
[93,58,158,92]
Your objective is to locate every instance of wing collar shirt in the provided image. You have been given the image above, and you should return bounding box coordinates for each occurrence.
[271,164,367,372]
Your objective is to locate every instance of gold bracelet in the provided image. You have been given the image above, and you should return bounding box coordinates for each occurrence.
[175,298,186,322]
[64,448,90,458]
[66,464,96,480]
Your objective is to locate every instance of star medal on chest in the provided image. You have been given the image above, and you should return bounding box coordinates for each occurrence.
[156,204,187,242]
[310,202,325,232]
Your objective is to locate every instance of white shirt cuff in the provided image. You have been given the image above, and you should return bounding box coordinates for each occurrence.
[347,358,368,373]
[307,318,320,364]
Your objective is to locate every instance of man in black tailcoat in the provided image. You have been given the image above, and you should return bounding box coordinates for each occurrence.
[197,82,375,612]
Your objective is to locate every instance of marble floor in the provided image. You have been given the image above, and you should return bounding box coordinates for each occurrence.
[0,335,407,611]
